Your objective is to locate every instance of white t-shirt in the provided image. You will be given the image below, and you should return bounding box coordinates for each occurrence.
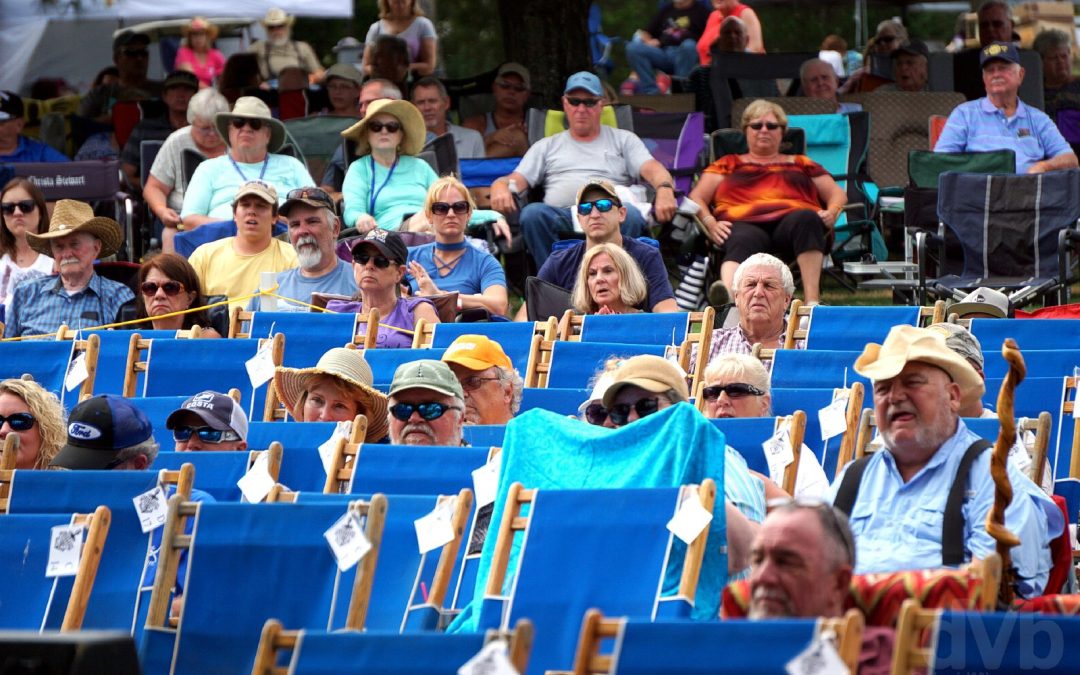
[0,252,54,307]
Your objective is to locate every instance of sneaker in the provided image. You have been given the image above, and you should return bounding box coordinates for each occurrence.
[656,72,672,95]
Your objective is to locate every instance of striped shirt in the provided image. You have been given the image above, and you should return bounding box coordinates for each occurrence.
[7,273,134,338]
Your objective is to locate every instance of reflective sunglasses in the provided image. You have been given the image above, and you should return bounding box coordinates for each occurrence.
[368,120,402,133]
[747,122,782,131]
[122,48,150,58]
[1,200,36,215]
[431,201,470,216]
[565,96,601,108]
[584,403,608,426]
[495,80,528,93]
[576,198,619,216]
[0,412,35,432]
[701,383,766,401]
[286,187,332,202]
[231,118,264,131]
[172,425,242,444]
[140,281,185,297]
[352,253,392,268]
[607,397,661,427]
[389,401,462,422]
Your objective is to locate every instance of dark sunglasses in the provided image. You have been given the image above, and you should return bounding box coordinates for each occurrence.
[231,118,264,131]
[607,397,660,427]
[0,412,35,432]
[576,198,620,216]
[368,120,402,133]
[286,187,332,202]
[495,80,528,93]
[584,403,608,425]
[1,200,36,215]
[389,401,461,422]
[747,122,782,131]
[353,253,393,268]
[140,281,185,297]
[172,425,241,444]
[122,48,150,58]
[702,383,766,401]
[565,96,601,108]
[431,201,470,216]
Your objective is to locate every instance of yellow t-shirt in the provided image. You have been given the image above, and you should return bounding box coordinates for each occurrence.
[189,237,298,308]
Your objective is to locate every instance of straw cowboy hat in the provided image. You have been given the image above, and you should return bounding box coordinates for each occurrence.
[273,348,389,442]
[26,199,122,258]
[854,325,985,412]
[214,96,288,153]
[341,99,426,157]
[262,8,295,28]
[182,17,219,41]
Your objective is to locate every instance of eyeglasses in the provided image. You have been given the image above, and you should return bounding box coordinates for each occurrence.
[368,120,402,133]
[1,200,36,215]
[140,281,185,296]
[352,252,393,268]
[431,201,470,216]
[122,48,150,58]
[576,198,620,216]
[0,412,35,432]
[565,96,602,108]
[607,397,661,427]
[389,401,462,422]
[460,375,500,392]
[495,80,528,93]
[584,403,608,425]
[701,383,766,401]
[231,118,264,131]
[172,425,242,444]
[747,122,782,131]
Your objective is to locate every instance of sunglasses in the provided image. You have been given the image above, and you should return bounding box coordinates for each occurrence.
[122,48,150,58]
[584,403,608,426]
[172,425,242,444]
[701,383,766,401]
[389,401,462,422]
[368,120,402,133]
[495,80,528,93]
[576,198,620,216]
[140,281,185,297]
[747,122,782,131]
[607,397,661,427]
[431,201,470,216]
[352,253,393,268]
[286,187,332,203]
[1,200,36,215]
[0,412,35,432]
[565,96,601,108]
[460,375,500,392]
[231,118,264,131]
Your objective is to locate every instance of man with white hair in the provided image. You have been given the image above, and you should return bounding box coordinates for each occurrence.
[387,360,467,446]
[441,335,523,425]
[250,187,356,311]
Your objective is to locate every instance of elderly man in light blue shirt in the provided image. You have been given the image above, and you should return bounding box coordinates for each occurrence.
[829,325,1062,598]
[936,41,1077,174]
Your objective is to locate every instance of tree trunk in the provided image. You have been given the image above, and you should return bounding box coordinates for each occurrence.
[497,0,593,106]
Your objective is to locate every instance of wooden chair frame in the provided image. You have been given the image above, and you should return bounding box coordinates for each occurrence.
[417,316,557,351]
[123,332,283,399]
[45,329,101,401]
[0,434,18,514]
[782,300,946,350]
[319,414,372,494]
[59,505,112,631]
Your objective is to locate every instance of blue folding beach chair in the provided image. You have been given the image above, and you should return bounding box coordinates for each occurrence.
[0,337,95,406]
[366,347,447,390]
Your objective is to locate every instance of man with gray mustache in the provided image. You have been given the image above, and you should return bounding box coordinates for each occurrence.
[387,360,466,447]
[250,186,357,311]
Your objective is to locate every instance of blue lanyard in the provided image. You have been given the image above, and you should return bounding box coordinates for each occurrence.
[368,155,398,215]
[229,155,269,182]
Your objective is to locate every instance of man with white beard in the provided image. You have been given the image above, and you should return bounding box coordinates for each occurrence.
[249,187,356,311]
[247,7,324,83]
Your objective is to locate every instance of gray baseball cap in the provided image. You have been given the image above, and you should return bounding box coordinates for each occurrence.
[388,359,463,399]
[165,390,249,440]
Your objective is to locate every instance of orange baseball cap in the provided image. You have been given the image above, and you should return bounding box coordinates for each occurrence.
[441,335,512,372]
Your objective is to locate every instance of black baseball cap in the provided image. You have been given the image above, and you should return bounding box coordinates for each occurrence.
[0,91,23,123]
[52,395,154,470]
[351,228,408,264]
[113,30,150,51]
[163,70,199,92]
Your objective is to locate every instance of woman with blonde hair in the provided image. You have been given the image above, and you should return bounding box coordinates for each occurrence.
[175,17,226,88]
[570,242,648,315]
[362,0,437,78]
[0,378,66,470]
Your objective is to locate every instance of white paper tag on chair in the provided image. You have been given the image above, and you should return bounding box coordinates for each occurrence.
[46,524,85,577]
[132,486,169,533]
[763,429,794,480]
[415,496,457,554]
[317,421,351,477]
[323,511,372,572]
[818,392,849,441]
[458,638,517,675]
[666,488,713,545]
[64,353,89,392]
[245,343,275,388]
[237,452,275,503]
[785,632,848,675]
[471,453,501,508]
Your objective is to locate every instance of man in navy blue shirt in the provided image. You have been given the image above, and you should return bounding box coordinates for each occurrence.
[0,91,69,163]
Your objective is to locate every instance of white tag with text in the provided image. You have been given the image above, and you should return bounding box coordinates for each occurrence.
[763,429,794,481]
[666,489,713,545]
[64,352,89,392]
[785,633,848,675]
[458,639,517,675]
[471,454,502,508]
[818,397,848,441]
[324,511,372,572]
[244,343,275,388]
[132,486,168,533]
[415,496,457,554]
[237,452,275,503]
[46,524,85,577]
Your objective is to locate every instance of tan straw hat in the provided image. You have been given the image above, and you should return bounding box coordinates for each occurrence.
[183,17,219,41]
[262,8,295,28]
[26,199,122,258]
[341,99,426,156]
[215,96,287,153]
[273,348,389,442]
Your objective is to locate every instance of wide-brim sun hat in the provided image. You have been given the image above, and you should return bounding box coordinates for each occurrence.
[273,348,389,442]
[183,17,219,41]
[340,99,426,157]
[26,199,122,258]
[262,8,295,28]
[215,96,287,153]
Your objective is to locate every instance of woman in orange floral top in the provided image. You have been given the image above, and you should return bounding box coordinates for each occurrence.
[689,99,846,304]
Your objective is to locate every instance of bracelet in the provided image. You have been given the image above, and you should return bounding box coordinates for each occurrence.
[656,181,675,192]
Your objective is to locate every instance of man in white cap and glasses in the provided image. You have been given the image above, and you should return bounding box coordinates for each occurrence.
[248,7,324,83]
[180,96,312,232]
[165,391,249,451]
[7,200,134,337]
[387,360,467,447]
[830,325,1062,597]
[948,287,1010,320]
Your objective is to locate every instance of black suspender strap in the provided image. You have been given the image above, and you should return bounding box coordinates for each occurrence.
[942,439,993,566]
[832,455,872,516]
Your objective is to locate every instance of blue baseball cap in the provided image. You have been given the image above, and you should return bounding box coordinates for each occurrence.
[980,41,1020,67]
[564,71,604,97]
[52,395,154,469]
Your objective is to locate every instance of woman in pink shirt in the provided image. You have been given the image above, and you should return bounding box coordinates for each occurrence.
[175,17,226,88]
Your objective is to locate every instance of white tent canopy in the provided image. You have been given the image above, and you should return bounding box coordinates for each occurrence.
[0,0,351,93]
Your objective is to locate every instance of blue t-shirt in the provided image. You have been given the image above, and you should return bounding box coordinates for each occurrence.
[406,241,506,296]
[0,136,70,163]
[935,97,1073,173]
[250,258,357,311]
[537,237,674,311]
[180,153,314,221]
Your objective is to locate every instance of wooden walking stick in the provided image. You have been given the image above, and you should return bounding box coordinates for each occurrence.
[986,338,1024,607]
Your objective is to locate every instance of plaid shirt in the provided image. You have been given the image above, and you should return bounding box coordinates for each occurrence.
[7,272,134,338]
